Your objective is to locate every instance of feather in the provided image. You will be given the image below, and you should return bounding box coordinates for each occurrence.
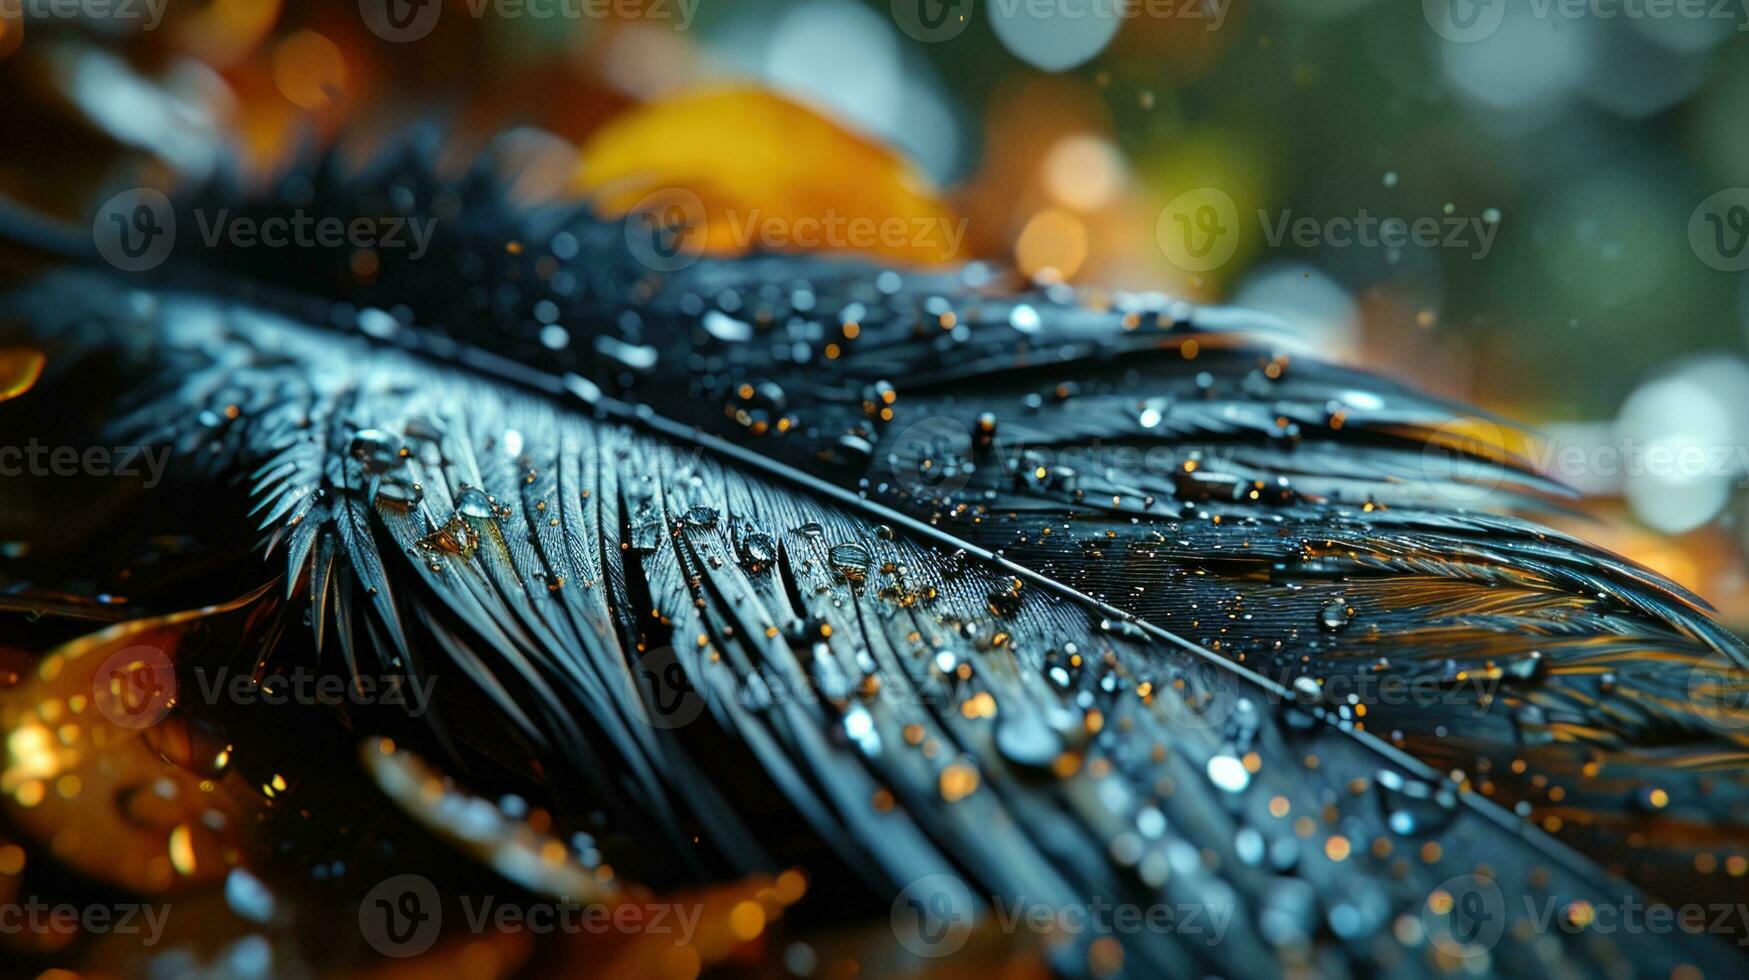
[2,145,1747,977]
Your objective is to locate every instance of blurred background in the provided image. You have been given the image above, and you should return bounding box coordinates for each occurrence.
[3,0,1749,624]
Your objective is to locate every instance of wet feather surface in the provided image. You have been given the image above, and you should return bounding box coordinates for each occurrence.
[2,152,1748,977]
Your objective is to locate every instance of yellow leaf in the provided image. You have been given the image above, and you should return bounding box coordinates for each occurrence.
[576,87,963,267]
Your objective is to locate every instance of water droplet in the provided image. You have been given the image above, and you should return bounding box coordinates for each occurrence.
[1502,651,1544,681]
[739,531,776,568]
[703,310,753,342]
[973,412,998,452]
[843,704,881,756]
[1207,754,1250,793]
[996,713,1062,770]
[376,480,423,508]
[828,543,872,584]
[595,336,658,371]
[1319,599,1351,632]
[1374,769,1457,836]
[1235,828,1266,865]
[456,487,494,520]
[682,506,720,529]
[350,429,403,474]
[986,589,1021,618]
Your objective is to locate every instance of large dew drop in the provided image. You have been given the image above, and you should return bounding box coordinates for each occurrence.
[350,428,404,474]
[1374,769,1458,837]
[1319,599,1352,632]
[456,487,495,520]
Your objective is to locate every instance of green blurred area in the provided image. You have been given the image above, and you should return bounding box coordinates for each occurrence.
[841,0,1749,420]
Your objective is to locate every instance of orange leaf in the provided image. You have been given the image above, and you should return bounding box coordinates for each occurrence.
[575,87,964,267]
